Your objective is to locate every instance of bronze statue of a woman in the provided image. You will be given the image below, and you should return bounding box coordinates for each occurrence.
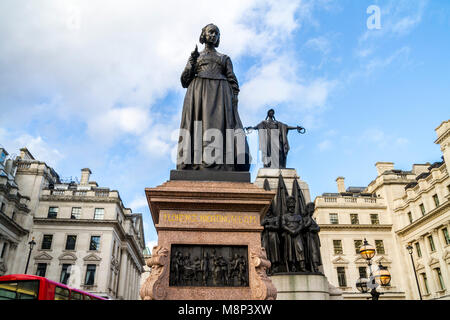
[177,23,250,171]
[246,109,305,169]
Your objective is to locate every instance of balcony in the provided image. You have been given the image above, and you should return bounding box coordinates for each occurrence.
[317,196,384,208]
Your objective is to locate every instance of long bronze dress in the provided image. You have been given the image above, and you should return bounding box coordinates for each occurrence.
[177,49,250,171]
[255,119,290,168]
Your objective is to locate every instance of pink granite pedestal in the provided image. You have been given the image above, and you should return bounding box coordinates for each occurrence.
[139,180,277,300]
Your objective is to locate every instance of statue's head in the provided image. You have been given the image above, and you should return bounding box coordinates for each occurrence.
[199,23,220,47]
[286,196,296,213]
[306,202,315,216]
[266,108,275,120]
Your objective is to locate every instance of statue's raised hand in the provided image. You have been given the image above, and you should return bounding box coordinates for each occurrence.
[189,45,200,66]
[297,126,306,134]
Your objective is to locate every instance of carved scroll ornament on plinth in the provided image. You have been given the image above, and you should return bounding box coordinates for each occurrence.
[250,247,277,300]
[140,246,169,300]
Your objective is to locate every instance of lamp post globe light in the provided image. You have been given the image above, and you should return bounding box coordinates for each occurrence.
[356,238,391,300]
[406,243,423,300]
[24,237,36,274]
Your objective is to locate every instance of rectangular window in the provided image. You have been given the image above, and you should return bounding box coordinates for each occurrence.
[419,204,426,216]
[60,264,71,285]
[71,291,83,300]
[433,194,440,207]
[350,214,359,225]
[358,266,368,279]
[54,286,70,300]
[36,263,47,277]
[41,235,53,250]
[329,213,338,224]
[71,207,81,219]
[94,208,104,220]
[443,228,450,246]
[0,202,5,214]
[89,236,101,251]
[337,267,347,287]
[415,242,422,258]
[422,273,430,294]
[370,214,379,225]
[375,240,385,254]
[333,240,343,254]
[435,268,445,290]
[407,212,413,224]
[85,264,96,285]
[65,235,77,250]
[354,240,363,254]
[428,235,436,252]
[47,207,58,219]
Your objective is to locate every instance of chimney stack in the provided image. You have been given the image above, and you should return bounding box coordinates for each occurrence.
[80,168,91,185]
[375,162,395,176]
[336,177,345,193]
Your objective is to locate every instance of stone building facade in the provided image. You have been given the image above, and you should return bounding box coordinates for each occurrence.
[1,147,145,300]
[314,120,450,300]
[0,147,32,276]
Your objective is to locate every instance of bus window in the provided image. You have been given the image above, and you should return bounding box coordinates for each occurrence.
[0,281,39,300]
[70,291,83,300]
[54,286,70,300]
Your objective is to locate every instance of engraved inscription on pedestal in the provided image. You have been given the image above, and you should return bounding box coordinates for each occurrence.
[169,245,249,287]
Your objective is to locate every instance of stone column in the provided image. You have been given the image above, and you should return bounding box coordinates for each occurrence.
[432,228,449,290]
[117,248,129,300]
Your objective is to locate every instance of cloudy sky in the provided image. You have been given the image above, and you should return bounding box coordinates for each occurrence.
[1,0,449,249]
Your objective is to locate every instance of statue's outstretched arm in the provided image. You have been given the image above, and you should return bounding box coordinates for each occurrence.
[287,125,306,134]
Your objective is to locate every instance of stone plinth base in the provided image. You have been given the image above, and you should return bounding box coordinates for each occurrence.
[140,179,277,300]
[254,168,311,202]
[271,273,343,300]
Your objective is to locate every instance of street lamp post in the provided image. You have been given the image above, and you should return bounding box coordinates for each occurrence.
[406,243,422,300]
[24,237,36,274]
[356,238,391,300]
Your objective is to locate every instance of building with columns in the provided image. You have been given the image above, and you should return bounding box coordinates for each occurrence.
[314,120,450,300]
[1,147,145,300]
[0,147,33,276]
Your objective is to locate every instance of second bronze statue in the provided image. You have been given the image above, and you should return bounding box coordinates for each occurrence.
[245,109,306,169]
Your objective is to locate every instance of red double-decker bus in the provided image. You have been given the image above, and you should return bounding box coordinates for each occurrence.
[0,274,106,300]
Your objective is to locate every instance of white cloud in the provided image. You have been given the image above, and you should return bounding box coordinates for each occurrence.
[239,55,335,120]
[359,128,410,149]
[129,195,148,211]
[0,0,334,152]
[0,130,64,168]
[318,139,332,151]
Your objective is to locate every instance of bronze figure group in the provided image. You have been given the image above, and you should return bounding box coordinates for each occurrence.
[261,176,322,274]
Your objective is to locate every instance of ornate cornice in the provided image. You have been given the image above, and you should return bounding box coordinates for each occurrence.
[319,224,392,231]
[39,195,121,204]
[0,211,29,237]
[396,201,450,237]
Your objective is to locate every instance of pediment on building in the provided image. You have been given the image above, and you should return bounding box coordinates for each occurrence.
[428,257,440,267]
[332,256,349,265]
[374,256,392,265]
[58,252,77,261]
[415,263,425,271]
[83,253,101,262]
[354,257,368,265]
[34,252,53,261]
[443,250,450,263]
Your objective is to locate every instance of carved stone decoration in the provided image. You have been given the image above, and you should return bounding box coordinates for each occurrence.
[250,247,277,300]
[169,244,248,287]
[140,246,170,300]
